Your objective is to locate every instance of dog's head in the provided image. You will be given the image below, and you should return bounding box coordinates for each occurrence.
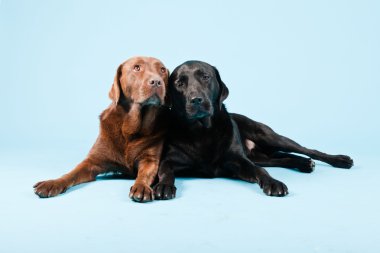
[169,61,229,126]
[109,56,169,108]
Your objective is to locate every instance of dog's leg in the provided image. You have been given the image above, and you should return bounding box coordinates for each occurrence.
[33,158,107,198]
[258,133,353,169]
[153,160,177,200]
[232,158,288,197]
[232,113,353,169]
[129,159,159,203]
[253,152,315,173]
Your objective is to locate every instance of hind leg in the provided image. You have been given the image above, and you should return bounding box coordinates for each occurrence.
[257,132,353,169]
[232,113,353,169]
[250,152,315,173]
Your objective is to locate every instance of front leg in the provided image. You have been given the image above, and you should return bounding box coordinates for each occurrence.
[235,158,288,197]
[129,158,159,203]
[33,158,106,198]
[154,159,177,200]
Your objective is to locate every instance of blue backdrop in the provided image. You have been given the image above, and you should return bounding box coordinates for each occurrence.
[1,1,379,252]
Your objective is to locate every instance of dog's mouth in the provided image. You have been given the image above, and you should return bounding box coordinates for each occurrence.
[186,100,212,119]
[187,111,211,119]
[187,114,212,128]
[141,94,162,106]
[186,110,212,128]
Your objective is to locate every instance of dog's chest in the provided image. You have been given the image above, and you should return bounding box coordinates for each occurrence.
[175,131,228,165]
[122,135,161,170]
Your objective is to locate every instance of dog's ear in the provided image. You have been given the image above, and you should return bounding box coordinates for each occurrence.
[213,66,229,109]
[109,64,123,104]
[164,68,172,107]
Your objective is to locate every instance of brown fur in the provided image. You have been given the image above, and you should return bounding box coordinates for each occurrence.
[33,56,169,202]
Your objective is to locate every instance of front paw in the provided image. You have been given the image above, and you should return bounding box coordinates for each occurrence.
[330,155,354,169]
[259,177,288,197]
[33,179,68,198]
[154,183,176,200]
[129,183,154,203]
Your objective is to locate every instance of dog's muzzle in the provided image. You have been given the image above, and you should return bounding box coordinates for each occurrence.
[187,96,212,119]
[142,94,162,106]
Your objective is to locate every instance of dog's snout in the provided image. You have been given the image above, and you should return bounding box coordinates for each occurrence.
[149,79,161,87]
[190,97,203,106]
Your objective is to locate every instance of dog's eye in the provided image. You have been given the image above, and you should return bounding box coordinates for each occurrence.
[177,81,184,87]
[133,65,141,72]
[202,75,210,81]
[160,67,166,73]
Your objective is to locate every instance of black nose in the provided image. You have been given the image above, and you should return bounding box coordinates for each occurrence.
[149,79,161,86]
[190,97,203,105]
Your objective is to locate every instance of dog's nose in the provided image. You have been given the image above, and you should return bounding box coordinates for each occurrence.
[149,79,161,87]
[190,97,203,105]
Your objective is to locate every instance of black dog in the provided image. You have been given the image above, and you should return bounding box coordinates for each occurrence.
[154,60,354,200]
[154,61,289,199]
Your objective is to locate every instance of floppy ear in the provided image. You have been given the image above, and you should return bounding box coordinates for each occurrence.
[108,64,123,104]
[164,68,172,107]
[213,66,229,109]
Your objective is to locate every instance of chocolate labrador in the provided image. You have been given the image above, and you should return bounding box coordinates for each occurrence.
[34,56,170,202]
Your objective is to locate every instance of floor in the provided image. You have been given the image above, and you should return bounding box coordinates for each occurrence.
[1,148,379,253]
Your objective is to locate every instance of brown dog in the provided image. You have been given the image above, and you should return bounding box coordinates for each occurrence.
[33,56,169,202]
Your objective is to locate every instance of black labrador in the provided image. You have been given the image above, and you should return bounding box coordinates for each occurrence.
[154,61,289,198]
[154,61,353,199]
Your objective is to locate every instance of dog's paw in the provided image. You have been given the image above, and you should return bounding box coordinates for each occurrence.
[259,177,288,197]
[329,155,354,169]
[33,179,68,198]
[129,183,154,203]
[154,183,176,200]
[298,158,315,173]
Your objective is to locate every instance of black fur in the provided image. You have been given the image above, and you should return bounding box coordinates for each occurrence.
[233,113,354,172]
[154,61,288,199]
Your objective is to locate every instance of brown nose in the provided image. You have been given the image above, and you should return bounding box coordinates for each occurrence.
[149,79,161,87]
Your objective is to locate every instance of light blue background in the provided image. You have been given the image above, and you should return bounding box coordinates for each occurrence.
[1,0,379,252]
